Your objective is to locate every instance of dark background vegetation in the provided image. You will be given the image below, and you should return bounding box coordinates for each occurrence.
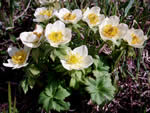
[0,0,150,113]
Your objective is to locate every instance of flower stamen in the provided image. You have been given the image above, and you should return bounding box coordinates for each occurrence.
[12,50,27,64]
[131,33,141,44]
[66,53,83,65]
[40,10,52,17]
[48,31,63,43]
[102,24,118,38]
[88,13,99,25]
[63,13,76,21]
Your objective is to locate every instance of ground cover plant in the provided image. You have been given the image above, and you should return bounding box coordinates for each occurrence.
[0,0,150,113]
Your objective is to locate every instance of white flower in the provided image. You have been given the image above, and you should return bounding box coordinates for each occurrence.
[99,16,128,44]
[55,8,82,24]
[123,28,147,48]
[45,20,72,47]
[60,45,93,70]
[39,0,59,5]
[82,6,105,28]
[20,25,44,48]
[3,46,31,69]
[34,7,53,22]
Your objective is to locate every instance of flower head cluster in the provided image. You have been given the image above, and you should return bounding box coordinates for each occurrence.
[33,6,147,47]
[3,5,148,70]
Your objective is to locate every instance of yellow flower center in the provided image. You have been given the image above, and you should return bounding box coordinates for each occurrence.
[131,33,141,44]
[12,50,27,64]
[63,13,76,21]
[67,53,83,65]
[33,32,42,38]
[48,31,63,43]
[40,10,52,17]
[102,24,119,38]
[88,13,99,25]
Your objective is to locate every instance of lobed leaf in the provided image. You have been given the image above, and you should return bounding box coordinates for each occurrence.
[38,83,70,112]
[85,75,115,105]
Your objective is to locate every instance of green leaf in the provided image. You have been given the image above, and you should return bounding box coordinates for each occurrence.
[9,34,16,42]
[21,79,28,94]
[73,24,81,29]
[54,65,66,73]
[93,55,104,69]
[69,70,84,88]
[125,0,134,17]
[29,64,40,76]
[85,75,115,105]
[91,27,98,34]
[69,77,76,88]
[39,83,70,112]
[53,46,69,59]
[93,70,110,78]
[127,47,136,58]
[55,86,70,100]
[93,55,110,78]
[53,2,61,10]
[74,71,82,81]
[32,48,40,63]
[50,51,56,62]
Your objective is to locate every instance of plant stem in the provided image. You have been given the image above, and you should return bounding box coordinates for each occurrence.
[8,81,12,113]
[13,97,16,113]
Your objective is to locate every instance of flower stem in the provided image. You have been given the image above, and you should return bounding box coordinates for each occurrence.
[8,81,12,113]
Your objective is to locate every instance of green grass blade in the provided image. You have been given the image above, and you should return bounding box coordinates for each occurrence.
[8,82,12,113]
[125,0,134,17]
[13,97,16,113]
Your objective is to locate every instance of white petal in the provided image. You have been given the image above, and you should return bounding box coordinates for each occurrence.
[101,16,119,26]
[72,9,82,24]
[20,32,38,43]
[33,24,43,34]
[60,60,72,70]
[56,8,70,18]
[3,59,14,67]
[144,36,148,40]
[7,46,19,57]
[23,46,31,63]
[99,14,105,24]
[12,63,28,69]
[90,6,100,14]
[73,45,88,57]
[82,7,90,19]
[45,23,53,37]
[109,16,119,25]
[39,0,50,5]
[34,7,47,16]
[135,29,144,37]
[24,46,31,53]
[49,41,59,47]
[22,41,40,48]
[62,28,72,44]
[118,23,128,38]
[53,20,65,30]
[82,55,93,68]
